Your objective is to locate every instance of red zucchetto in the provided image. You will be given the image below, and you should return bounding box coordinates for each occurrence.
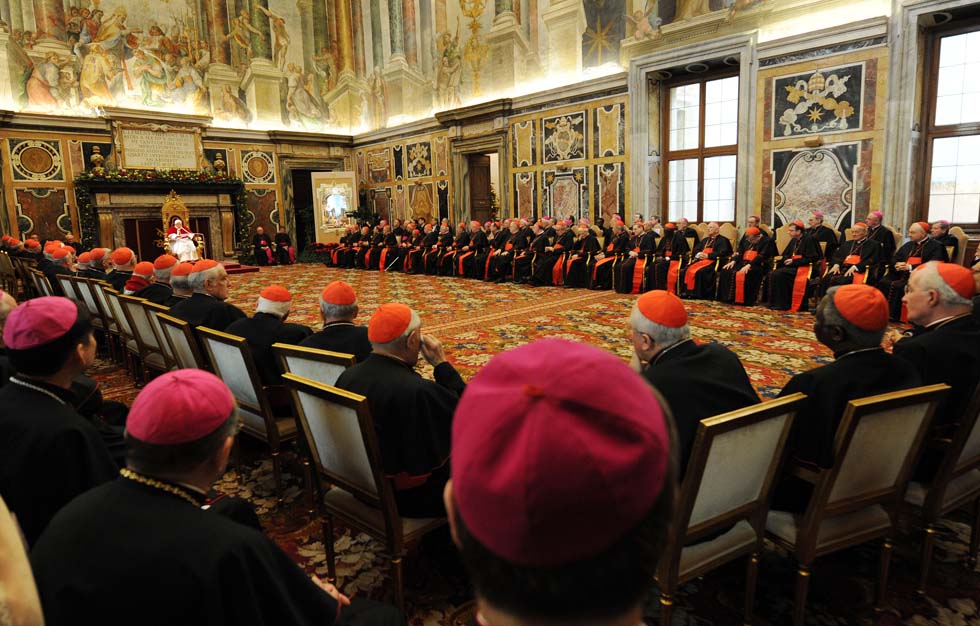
[154,255,178,270]
[367,303,413,343]
[190,259,220,273]
[935,262,976,299]
[832,284,889,331]
[126,370,236,445]
[636,290,688,328]
[451,338,670,567]
[3,297,78,349]
[110,247,135,266]
[321,281,356,306]
[745,227,761,237]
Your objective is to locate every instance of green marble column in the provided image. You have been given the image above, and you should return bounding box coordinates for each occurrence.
[370,0,383,67]
[495,0,512,13]
[388,0,404,57]
[249,0,273,60]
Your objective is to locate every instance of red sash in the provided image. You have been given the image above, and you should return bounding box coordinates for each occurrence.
[263,248,274,263]
[744,250,758,261]
[630,258,647,294]
[666,260,681,295]
[684,259,714,291]
[485,253,493,277]
[287,247,296,263]
[331,249,340,265]
[457,250,475,275]
[379,248,389,271]
[564,254,580,277]
[790,265,810,312]
[735,270,748,304]
[844,254,861,265]
[851,271,867,284]
[552,253,566,286]
[592,256,616,280]
[908,256,922,266]
[901,301,909,323]
[505,242,514,251]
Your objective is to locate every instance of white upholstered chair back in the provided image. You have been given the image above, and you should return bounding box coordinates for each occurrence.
[956,398,980,473]
[118,295,161,352]
[92,282,116,328]
[828,388,946,505]
[32,271,53,297]
[57,275,77,300]
[285,374,379,499]
[689,405,796,527]
[75,278,102,319]
[197,328,266,433]
[104,289,133,339]
[143,302,175,369]
[273,343,354,387]
[156,313,205,369]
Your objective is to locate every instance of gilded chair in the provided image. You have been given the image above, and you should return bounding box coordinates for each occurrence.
[103,287,139,376]
[766,384,949,626]
[657,393,804,625]
[904,383,980,592]
[198,327,300,503]
[90,280,121,362]
[155,312,210,370]
[56,275,79,301]
[272,343,355,387]
[117,294,168,382]
[282,373,446,612]
[949,226,969,266]
[141,301,176,370]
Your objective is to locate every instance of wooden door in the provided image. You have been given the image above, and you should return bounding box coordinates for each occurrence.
[468,154,491,224]
[124,219,167,261]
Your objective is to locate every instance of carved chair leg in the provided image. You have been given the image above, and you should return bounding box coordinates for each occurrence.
[918,524,937,594]
[659,592,673,626]
[322,514,336,583]
[793,564,810,626]
[744,551,759,625]
[969,498,980,570]
[391,555,405,614]
[876,537,893,614]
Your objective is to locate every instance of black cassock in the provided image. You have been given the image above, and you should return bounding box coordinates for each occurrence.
[876,238,948,320]
[773,349,922,512]
[0,379,117,547]
[30,477,405,626]
[530,230,575,286]
[642,340,759,476]
[425,233,453,275]
[461,230,490,279]
[590,231,630,290]
[275,232,294,265]
[367,232,386,270]
[480,230,509,280]
[439,232,470,276]
[807,224,839,260]
[563,234,601,288]
[937,233,959,261]
[78,267,108,281]
[768,236,822,312]
[106,270,132,292]
[43,264,74,296]
[717,236,777,305]
[648,231,690,293]
[253,234,273,265]
[170,292,247,333]
[378,233,402,271]
[226,312,313,386]
[868,224,897,260]
[409,231,436,274]
[487,231,525,281]
[820,237,882,294]
[615,231,657,294]
[514,231,550,284]
[300,322,373,364]
[680,234,732,300]
[135,281,177,307]
[894,314,980,480]
[335,354,465,518]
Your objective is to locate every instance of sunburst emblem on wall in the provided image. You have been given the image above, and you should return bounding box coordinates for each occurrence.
[9,140,63,181]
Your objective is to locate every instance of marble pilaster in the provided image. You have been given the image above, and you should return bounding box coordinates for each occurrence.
[7,0,22,32]
[205,62,241,117]
[419,0,433,75]
[334,0,354,76]
[388,0,405,58]
[369,0,383,67]
[541,0,585,76]
[296,0,315,71]
[351,0,365,75]
[402,0,417,66]
[241,58,283,123]
[249,0,273,60]
[487,9,529,92]
[383,57,426,118]
[312,0,328,53]
[31,0,64,40]
[206,0,231,65]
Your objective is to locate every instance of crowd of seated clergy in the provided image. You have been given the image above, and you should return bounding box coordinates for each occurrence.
[1,228,978,625]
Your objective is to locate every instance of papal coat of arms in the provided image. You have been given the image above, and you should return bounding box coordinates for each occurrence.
[407,142,432,178]
[543,114,586,162]
[772,63,864,139]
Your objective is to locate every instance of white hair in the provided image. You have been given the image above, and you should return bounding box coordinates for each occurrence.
[371,309,422,348]
[917,262,972,307]
[320,300,358,321]
[256,297,292,318]
[188,265,223,292]
[629,303,690,349]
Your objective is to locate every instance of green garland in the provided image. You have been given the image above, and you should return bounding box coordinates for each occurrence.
[74,169,249,259]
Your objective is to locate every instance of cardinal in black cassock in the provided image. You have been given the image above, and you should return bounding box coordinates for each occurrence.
[225,286,313,386]
[875,222,947,321]
[300,281,373,364]
[768,221,822,312]
[252,227,273,265]
[335,304,465,518]
[717,228,776,305]
[680,225,732,300]
[169,260,247,333]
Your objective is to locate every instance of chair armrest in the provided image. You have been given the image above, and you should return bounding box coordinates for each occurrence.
[788,459,822,484]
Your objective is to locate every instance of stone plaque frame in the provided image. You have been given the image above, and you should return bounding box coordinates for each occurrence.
[112,121,205,171]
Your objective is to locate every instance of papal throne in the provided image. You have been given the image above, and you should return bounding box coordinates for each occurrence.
[160,190,205,262]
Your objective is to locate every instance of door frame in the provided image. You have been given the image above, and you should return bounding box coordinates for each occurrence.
[451,132,509,223]
[278,156,346,245]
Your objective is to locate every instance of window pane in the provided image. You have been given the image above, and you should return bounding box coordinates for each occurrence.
[935,33,980,125]
[703,155,736,221]
[928,135,980,223]
[705,76,739,148]
[669,84,700,150]
[668,158,698,221]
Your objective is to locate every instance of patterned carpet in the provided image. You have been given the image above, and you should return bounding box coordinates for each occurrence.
[88,263,980,626]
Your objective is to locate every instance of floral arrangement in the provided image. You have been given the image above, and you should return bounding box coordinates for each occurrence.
[76,168,238,184]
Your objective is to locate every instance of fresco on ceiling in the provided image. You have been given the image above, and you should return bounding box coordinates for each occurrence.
[2,0,770,133]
